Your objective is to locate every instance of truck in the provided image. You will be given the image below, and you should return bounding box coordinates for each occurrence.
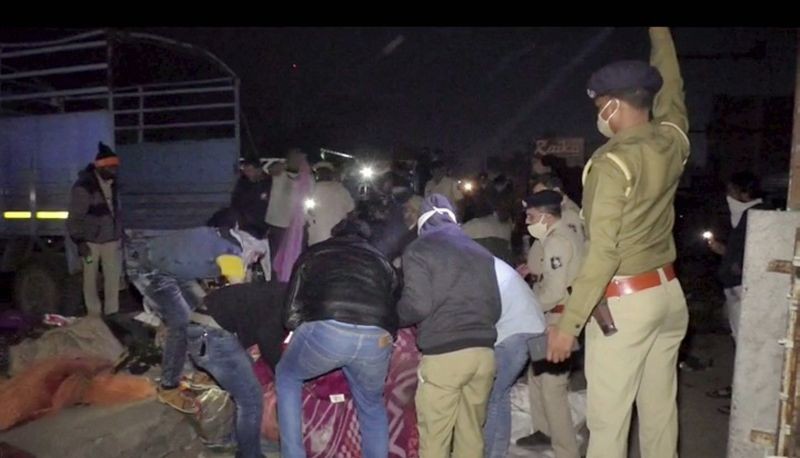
[0,29,242,315]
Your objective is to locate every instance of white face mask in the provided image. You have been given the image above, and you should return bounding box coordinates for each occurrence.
[417,206,457,235]
[527,215,549,239]
[726,195,761,229]
[596,99,620,138]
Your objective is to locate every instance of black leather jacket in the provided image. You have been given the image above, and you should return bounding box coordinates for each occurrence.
[284,234,401,334]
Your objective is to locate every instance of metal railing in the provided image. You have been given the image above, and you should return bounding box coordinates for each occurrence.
[0,29,240,146]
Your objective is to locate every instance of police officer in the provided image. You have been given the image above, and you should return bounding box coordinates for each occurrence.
[531,173,584,241]
[524,174,584,302]
[547,27,690,458]
[519,190,583,458]
[525,173,586,284]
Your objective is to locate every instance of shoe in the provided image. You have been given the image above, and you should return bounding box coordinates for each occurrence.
[516,431,552,448]
[111,350,131,373]
[187,371,217,390]
[157,385,199,414]
[706,386,732,399]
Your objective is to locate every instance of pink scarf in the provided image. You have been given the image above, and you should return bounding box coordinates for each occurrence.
[273,161,313,282]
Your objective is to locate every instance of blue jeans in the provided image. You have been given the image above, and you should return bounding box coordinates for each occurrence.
[275,320,393,458]
[143,273,202,387]
[483,333,536,458]
[187,325,264,458]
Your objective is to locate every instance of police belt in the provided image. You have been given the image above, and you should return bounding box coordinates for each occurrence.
[605,263,676,299]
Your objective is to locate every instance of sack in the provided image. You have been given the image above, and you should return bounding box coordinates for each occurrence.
[9,317,125,376]
[189,384,235,447]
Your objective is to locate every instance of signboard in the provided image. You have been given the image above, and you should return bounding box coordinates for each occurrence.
[534,138,586,167]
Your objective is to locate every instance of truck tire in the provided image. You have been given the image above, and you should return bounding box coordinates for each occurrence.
[13,254,82,316]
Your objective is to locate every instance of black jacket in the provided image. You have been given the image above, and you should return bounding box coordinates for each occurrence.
[284,234,400,334]
[366,200,417,261]
[230,176,271,239]
[204,281,287,371]
[718,202,770,288]
[397,224,502,355]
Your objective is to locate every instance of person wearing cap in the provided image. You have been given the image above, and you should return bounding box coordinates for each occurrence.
[531,174,583,238]
[127,226,250,413]
[523,173,587,291]
[546,27,690,458]
[67,142,123,316]
[516,190,583,458]
[397,194,501,458]
[277,218,400,458]
[305,161,355,246]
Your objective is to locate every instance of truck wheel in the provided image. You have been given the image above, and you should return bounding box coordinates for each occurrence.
[13,254,72,316]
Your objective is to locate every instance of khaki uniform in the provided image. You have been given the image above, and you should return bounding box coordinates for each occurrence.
[561,196,585,244]
[534,221,585,320]
[528,219,584,458]
[526,195,584,284]
[416,348,495,458]
[527,240,545,283]
[557,27,690,458]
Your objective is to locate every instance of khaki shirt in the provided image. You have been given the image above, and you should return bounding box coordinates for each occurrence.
[527,239,544,283]
[562,196,585,242]
[534,220,585,324]
[558,27,691,336]
[527,195,585,282]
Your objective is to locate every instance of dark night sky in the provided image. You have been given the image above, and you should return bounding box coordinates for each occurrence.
[2,27,797,169]
[142,27,796,166]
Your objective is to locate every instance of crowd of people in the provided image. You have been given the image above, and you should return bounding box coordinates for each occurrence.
[63,26,763,458]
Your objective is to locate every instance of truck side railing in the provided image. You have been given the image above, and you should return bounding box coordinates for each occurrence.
[0,29,240,147]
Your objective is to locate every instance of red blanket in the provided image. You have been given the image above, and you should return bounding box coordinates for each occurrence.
[256,327,421,457]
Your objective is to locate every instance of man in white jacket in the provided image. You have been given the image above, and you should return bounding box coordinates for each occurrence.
[305,162,356,246]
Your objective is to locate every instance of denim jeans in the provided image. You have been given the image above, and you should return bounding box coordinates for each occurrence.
[187,325,264,458]
[143,272,203,388]
[483,332,535,458]
[275,320,393,458]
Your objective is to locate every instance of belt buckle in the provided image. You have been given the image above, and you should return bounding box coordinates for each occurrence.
[621,283,636,296]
